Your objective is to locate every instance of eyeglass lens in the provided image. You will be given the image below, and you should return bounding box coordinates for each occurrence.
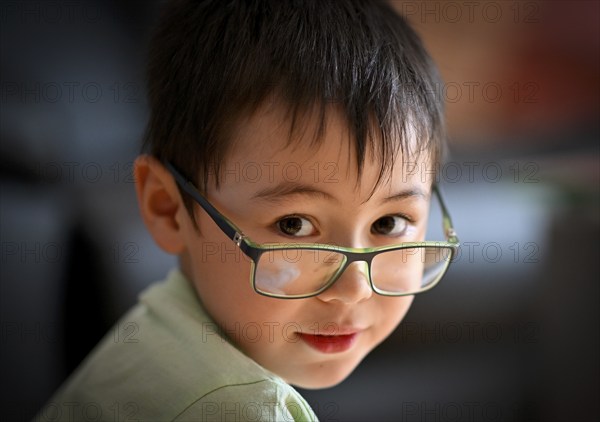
[253,246,453,297]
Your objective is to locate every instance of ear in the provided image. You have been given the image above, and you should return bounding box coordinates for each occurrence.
[134,155,187,254]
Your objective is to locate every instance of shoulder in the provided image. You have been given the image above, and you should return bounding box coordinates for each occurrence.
[172,377,318,422]
[37,269,317,421]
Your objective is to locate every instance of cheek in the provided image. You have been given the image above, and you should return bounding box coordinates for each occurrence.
[184,221,256,319]
[188,216,253,287]
[191,248,252,311]
[185,227,299,345]
[373,296,415,340]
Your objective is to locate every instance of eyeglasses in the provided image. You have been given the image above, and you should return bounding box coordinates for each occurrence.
[166,161,460,299]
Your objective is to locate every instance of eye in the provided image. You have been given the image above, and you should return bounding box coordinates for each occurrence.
[277,216,316,237]
[371,215,409,237]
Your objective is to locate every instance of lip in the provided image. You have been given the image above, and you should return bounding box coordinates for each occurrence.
[298,332,360,354]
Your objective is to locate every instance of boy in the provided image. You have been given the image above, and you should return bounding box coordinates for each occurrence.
[37,0,458,420]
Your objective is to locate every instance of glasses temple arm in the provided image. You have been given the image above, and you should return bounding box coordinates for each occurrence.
[433,185,459,243]
[164,161,246,246]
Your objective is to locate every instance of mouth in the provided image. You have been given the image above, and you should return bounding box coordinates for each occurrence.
[297,332,360,354]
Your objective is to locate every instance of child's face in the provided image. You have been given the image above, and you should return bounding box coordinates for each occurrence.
[179,102,432,389]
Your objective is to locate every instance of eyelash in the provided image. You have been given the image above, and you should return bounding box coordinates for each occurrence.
[391,213,416,225]
[272,213,417,238]
[273,214,318,237]
[373,214,413,235]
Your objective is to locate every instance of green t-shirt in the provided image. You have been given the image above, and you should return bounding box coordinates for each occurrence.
[36,269,318,422]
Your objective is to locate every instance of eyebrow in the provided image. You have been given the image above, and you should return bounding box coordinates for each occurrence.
[381,188,428,204]
[251,182,427,205]
[251,182,339,204]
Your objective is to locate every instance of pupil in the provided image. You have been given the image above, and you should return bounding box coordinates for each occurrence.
[281,218,302,235]
[376,217,394,233]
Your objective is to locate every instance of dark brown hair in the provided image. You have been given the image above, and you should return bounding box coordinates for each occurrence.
[143,0,445,214]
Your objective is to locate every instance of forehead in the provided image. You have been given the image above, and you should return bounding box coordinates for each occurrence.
[219,100,434,197]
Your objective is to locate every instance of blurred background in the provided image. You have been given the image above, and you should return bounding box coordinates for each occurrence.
[1,0,598,421]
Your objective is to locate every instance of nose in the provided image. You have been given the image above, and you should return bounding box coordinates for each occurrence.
[317,260,373,304]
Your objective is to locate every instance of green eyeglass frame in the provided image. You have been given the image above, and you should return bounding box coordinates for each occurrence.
[166,161,460,299]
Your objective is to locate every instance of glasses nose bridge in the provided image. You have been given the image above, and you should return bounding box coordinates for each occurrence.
[343,250,376,265]
[316,250,373,297]
[337,250,376,277]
